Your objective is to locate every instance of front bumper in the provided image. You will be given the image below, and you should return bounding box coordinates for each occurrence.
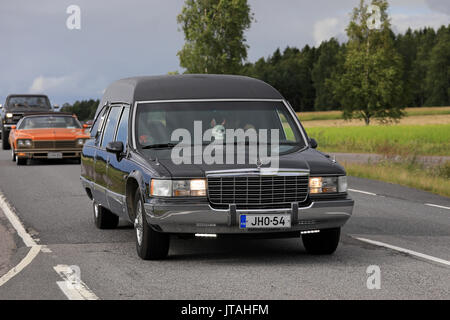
[15,149,82,159]
[144,198,354,234]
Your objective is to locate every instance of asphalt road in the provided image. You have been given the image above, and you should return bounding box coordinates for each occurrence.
[0,147,449,299]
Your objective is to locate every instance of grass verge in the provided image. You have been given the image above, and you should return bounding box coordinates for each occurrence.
[306,124,450,156]
[343,160,450,198]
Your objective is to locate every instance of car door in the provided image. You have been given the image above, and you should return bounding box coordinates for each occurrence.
[81,105,106,187]
[106,106,130,217]
[94,105,122,208]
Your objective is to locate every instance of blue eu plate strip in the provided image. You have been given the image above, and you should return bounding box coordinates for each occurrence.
[240,215,247,228]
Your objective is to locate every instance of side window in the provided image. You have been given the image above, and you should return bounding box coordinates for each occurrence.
[100,107,122,148]
[115,108,129,150]
[91,106,108,139]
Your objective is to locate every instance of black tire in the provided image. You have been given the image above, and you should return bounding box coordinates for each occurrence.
[1,128,10,150]
[93,201,119,229]
[16,157,27,166]
[302,228,341,255]
[11,148,16,162]
[134,189,169,260]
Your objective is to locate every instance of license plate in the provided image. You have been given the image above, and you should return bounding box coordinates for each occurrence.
[47,152,63,159]
[240,214,291,229]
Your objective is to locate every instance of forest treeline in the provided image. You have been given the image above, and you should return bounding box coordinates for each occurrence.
[241,25,450,112]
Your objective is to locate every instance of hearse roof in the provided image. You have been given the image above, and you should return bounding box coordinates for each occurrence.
[101,74,284,105]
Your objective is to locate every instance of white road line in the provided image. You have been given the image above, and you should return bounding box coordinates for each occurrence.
[0,245,41,287]
[0,192,37,247]
[53,265,99,300]
[354,237,450,267]
[0,190,45,287]
[425,203,450,210]
[348,188,377,196]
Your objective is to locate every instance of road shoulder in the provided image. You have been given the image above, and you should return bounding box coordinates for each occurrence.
[0,206,19,278]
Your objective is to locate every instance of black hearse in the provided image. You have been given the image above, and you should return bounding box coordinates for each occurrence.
[80,75,354,260]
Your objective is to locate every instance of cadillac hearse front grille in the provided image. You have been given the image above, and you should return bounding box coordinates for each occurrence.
[207,174,309,209]
[34,140,77,149]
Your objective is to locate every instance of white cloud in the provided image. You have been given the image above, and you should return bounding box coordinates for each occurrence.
[391,13,450,33]
[28,75,73,93]
[313,17,347,46]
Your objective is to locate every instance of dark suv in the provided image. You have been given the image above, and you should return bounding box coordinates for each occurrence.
[1,94,53,149]
[80,75,354,260]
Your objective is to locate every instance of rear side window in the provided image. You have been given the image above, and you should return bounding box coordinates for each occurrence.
[115,108,129,150]
[101,107,122,148]
[91,106,108,139]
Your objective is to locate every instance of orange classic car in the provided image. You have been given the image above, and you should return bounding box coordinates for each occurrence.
[8,113,90,165]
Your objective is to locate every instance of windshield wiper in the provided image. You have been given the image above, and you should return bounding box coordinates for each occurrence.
[141,143,177,149]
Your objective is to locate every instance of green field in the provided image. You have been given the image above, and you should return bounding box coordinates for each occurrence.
[305,124,450,156]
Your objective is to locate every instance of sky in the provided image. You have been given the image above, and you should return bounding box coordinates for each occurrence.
[0,0,449,106]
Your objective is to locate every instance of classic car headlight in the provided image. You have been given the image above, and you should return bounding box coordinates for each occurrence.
[17,139,32,148]
[150,179,206,197]
[309,176,347,194]
[76,138,86,146]
[6,113,13,118]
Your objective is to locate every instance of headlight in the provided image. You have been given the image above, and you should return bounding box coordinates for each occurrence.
[17,139,32,148]
[150,179,207,197]
[6,113,13,118]
[76,138,86,146]
[309,176,347,194]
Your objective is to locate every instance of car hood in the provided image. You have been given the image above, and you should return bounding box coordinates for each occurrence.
[5,108,51,113]
[143,147,345,178]
[15,128,89,140]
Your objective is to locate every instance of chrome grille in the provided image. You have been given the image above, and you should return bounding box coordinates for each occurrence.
[33,140,77,149]
[207,174,309,209]
[55,141,77,148]
[34,141,54,148]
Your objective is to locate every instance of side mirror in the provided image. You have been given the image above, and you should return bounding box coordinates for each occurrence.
[106,141,124,155]
[309,138,318,149]
[11,125,16,130]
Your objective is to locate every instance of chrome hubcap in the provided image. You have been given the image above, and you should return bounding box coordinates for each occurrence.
[94,203,99,219]
[135,200,143,246]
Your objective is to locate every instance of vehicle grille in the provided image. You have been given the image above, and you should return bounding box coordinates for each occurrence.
[207,175,309,209]
[33,140,77,149]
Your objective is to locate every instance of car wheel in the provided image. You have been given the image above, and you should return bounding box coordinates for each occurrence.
[134,189,169,260]
[16,157,27,166]
[93,201,119,229]
[302,228,340,255]
[11,148,16,162]
[1,129,10,150]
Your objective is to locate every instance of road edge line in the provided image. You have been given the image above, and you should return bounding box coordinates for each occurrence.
[425,203,450,210]
[0,245,41,287]
[0,191,37,247]
[354,236,450,267]
[348,188,377,196]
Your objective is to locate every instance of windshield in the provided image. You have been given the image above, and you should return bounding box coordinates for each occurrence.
[19,116,81,129]
[135,101,305,152]
[7,96,51,109]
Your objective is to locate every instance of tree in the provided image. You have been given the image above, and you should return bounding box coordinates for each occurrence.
[312,38,342,110]
[61,99,100,121]
[332,0,404,124]
[424,25,450,106]
[177,0,253,74]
